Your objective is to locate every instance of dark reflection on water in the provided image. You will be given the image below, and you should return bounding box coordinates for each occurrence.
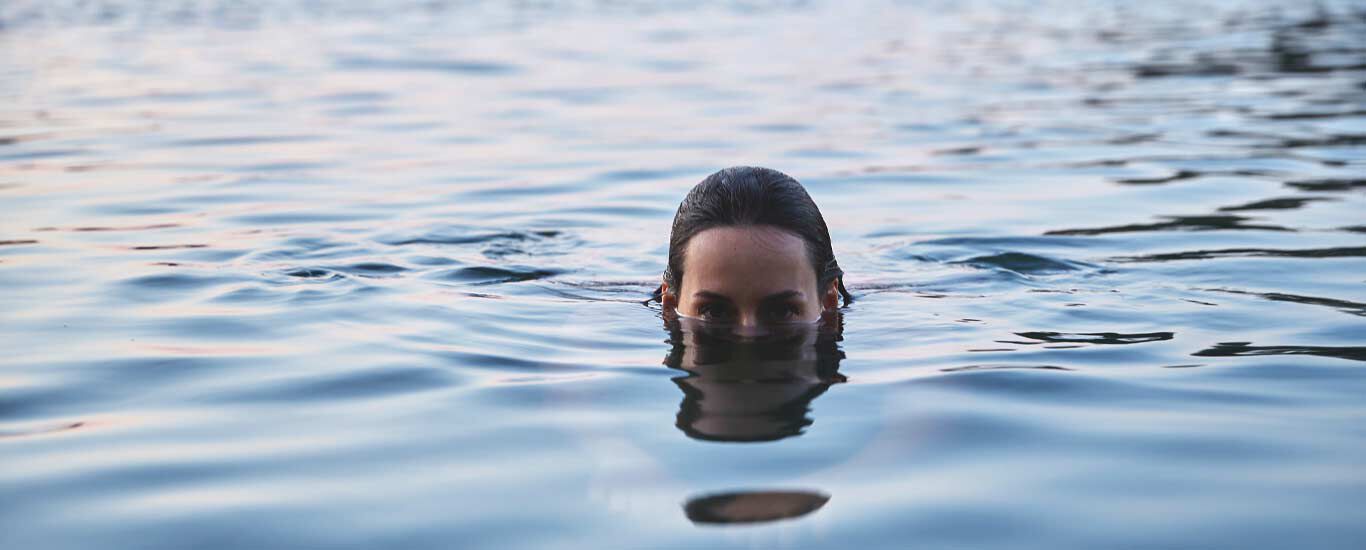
[664,314,846,443]
[1001,331,1175,346]
[1194,342,1366,363]
[684,490,830,525]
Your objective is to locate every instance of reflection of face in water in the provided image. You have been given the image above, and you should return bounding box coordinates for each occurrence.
[663,312,846,443]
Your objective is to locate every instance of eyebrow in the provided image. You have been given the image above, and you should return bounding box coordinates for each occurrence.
[692,290,805,303]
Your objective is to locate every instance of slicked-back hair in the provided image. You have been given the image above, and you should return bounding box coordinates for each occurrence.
[653,166,853,305]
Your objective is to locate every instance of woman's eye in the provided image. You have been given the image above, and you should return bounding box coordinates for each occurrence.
[764,304,802,322]
[697,303,734,321]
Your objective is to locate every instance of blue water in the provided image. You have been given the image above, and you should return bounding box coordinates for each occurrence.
[2,1,1364,548]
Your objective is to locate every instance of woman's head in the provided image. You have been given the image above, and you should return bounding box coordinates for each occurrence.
[656,166,852,328]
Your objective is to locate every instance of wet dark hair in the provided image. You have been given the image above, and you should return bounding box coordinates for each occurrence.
[653,166,853,305]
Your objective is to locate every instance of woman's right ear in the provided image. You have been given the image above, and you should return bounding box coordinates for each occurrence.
[660,281,677,309]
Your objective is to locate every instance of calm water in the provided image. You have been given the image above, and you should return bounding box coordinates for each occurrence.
[2,1,1365,548]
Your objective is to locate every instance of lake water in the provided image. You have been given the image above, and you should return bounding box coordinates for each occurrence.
[2,1,1364,548]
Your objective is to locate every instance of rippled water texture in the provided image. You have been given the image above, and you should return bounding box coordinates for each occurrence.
[2,1,1365,548]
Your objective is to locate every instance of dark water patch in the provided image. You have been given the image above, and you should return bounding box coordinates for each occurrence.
[0,239,38,246]
[1207,288,1366,317]
[1194,342,1366,362]
[933,146,981,156]
[334,56,521,75]
[1273,134,1366,149]
[283,268,343,281]
[1113,246,1366,262]
[952,252,1086,274]
[1000,332,1175,346]
[1217,196,1333,211]
[1285,178,1366,192]
[1339,225,1366,233]
[437,266,563,284]
[336,262,408,276]
[1134,61,1241,78]
[126,244,208,251]
[406,255,460,266]
[38,223,183,232]
[1261,109,1366,120]
[1048,215,1292,236]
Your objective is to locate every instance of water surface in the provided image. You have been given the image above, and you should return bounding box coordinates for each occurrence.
[2,1,1365,548]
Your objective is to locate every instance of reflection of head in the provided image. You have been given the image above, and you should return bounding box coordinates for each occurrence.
[653,166,853,305]
[664,313,846,442]
[684,490,830,525]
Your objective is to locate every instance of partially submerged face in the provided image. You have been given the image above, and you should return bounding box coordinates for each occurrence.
[662,225,837,332]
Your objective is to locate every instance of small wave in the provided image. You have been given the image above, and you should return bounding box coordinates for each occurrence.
[999,331,1175,346]
[206,366,454,404]
[1047,215,1292,236]
[1207,288,1366,317]
[914,236,1098,249]
[951,252,1087,275]
[1285,178,1366,192]
[281,268,346,283]
[941,365,1072,373]
[1194,342,1366,363]
[1112,246,1366,263]
[165,135,323,148]
[336,262,408,276]
[380,228,560,247]
[0,421,87,440]
[334,56,521,75]
[438,266,562,284]
[1217,197,1334,211]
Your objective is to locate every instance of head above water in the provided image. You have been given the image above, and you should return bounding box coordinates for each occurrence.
[656,166,852,328]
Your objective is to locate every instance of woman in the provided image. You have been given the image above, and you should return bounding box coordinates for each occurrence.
[655,166,852,331]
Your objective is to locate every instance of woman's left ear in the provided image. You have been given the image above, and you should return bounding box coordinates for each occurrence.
[822,279,840,311]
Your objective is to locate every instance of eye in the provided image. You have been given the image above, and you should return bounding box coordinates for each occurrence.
[696,302,735,322]
[763,303,803,322]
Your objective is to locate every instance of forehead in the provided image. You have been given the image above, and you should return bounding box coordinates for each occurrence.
[680,226,815,296]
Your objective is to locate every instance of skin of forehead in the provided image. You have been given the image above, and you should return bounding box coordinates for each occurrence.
[678,225,820,313]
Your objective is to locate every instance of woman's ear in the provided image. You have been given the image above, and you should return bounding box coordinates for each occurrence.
[822,279,840,311]
[661,281,677,309]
